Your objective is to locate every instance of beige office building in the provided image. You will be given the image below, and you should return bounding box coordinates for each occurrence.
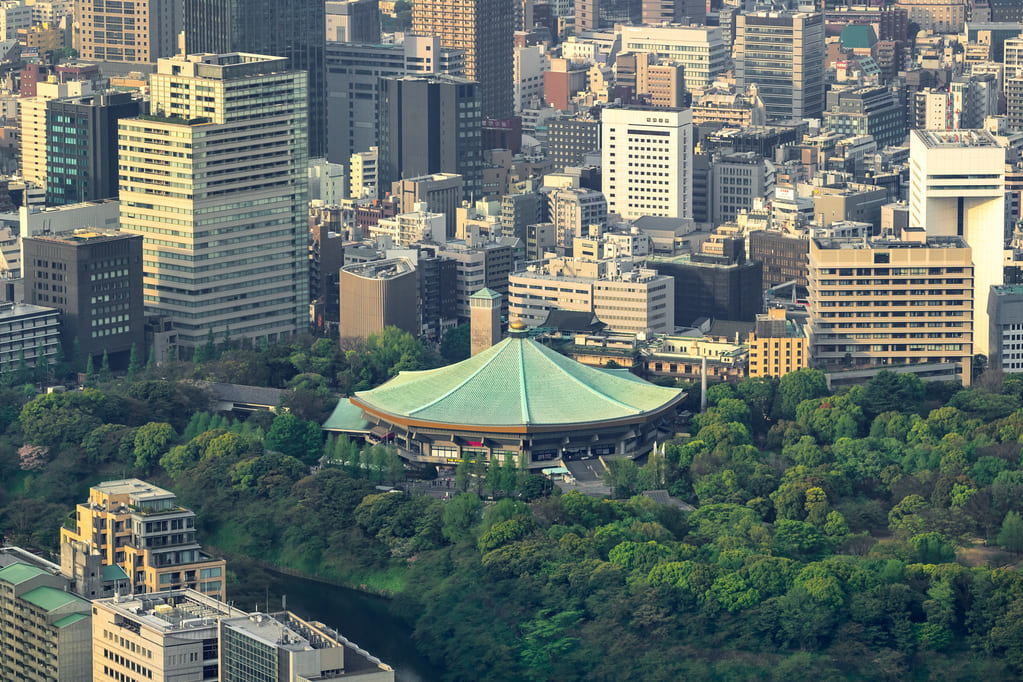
[93,589,245,682]
[747,307,809,378]
[509,257,675,334]
[808,229,974,384]
[74,0,180,63]
[118,53,309,350]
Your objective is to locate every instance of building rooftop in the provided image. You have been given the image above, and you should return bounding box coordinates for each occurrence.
[342,258,415,280]
[812,235,969,250]
[0,301,59,319]
[21,585,88,613]
[351,334,684,428]
[26,229,135,245]
[914,130,1000,148]
[93,479,175,502]
[0,562,47,586]
[96,590,245,631]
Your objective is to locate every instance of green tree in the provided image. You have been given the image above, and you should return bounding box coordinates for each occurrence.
[83,355,96,387]
[773,368,829,420]
[264,413,322,464]
[441,492,482,543]
[99,350,112,383]
[127,342,142,380]
[440,324,471,363]
[998,511,1023,553]
[133,422,177,472]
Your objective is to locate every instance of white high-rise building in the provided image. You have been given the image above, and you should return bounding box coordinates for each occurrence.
[118,53,309,351]
[618,25,727,93]
[601,107,692,221]
[910,129,1005,357]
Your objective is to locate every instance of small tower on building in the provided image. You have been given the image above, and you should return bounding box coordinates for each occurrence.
[470,287,502,356]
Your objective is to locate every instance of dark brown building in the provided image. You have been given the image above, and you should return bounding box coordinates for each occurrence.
[339,258,418,339]
[749,230,809,288]
[22,230,144,368]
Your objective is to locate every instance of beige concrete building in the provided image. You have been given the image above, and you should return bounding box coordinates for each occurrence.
[60,479,227,601]
[369,204,446,246]
[93,589,394,682]
[20,78,93,191]
[339,258,418,339]
[895,0,966,33]
[92,589,244,682]
[118,53,309,350]
[74,0,180,63]
[808,229,974,384]
[470,287,502,355]
[509,256,675,334]
[0,558,92,682]
[747,307,809,378]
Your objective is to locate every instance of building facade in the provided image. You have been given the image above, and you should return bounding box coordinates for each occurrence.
[74,0,181,63]
[118,53,309,351]
[909,129,1004,357]
[734,11,825,122]
[45,91,141,206]
[339,258,418,339]
[23,230,144,367]
[60,479,227,601]
[0,562,92,682]
[182,0,326,157]
[601,106,692,221]
[0,301,60,376]
[808,230,974,385]
[378,75,482,204]
[411,0,513,120]
[747,307,809,378]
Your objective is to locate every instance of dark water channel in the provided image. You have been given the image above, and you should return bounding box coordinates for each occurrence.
[250,570,443,681]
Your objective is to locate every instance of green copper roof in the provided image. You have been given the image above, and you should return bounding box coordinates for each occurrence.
[21,586,88,613]
[353,336,683,427]
[53,613,89,628]
[0,563,47,585]
[470,287,502,300]
[841,24,877,49]
[323,398,373,432]
[102,564,129,582]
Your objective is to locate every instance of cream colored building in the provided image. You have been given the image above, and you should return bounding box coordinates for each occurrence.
[20,78,93,191]
[350,146,379,200]
[509,256,675,334]
[369,204,446,246]
[808,229,974,384]
[60,479,227,601]
[118,53,309,350]
[93,589,395,682]
[601,107,693,221]
[747,307,809,378]
[909,129,1004,356]
[0,559,92,682]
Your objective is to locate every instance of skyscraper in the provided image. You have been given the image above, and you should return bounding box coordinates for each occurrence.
[183,0,326,156]
[601,107,693,220]
[411,0,513,120]
[734,10,825,122]
[118,53,308,351]
[378,75,482,208]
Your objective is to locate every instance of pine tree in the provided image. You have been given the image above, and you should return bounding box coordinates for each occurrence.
[33,342,49,383]
[204,328,217,362]
[99,350,112,382]
[84,355,96,387]
[71,337,82,373]
[146,345,157,369]
[53,342,68,380]
[221,326,231,352]
[127,342,142,380]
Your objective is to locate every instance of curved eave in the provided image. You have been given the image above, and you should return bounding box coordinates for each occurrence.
[349,391,688,435]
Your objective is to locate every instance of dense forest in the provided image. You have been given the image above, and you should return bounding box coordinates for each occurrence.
[5,329,1023,679]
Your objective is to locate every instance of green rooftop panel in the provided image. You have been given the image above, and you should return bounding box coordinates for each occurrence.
[0,562,47,586]
[102,564,129,582]
[470,287,502,300]
[20,586,88,613]
[53,613,89,628]
[354,335,683,427]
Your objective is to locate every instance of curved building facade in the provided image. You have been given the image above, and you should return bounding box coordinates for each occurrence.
[325,325,686,468]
